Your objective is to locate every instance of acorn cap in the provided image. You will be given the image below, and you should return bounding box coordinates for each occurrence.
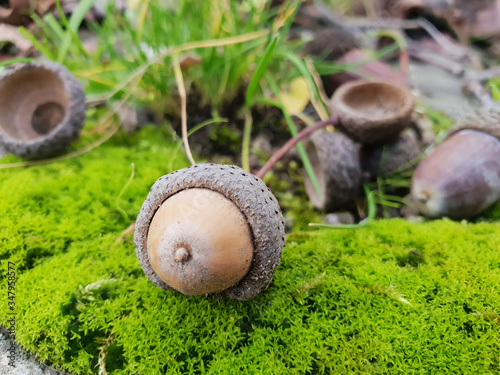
[330,80,415,144]
[134,164,286,301]
[446,109,500,141]
[304,130,361,211]
[0,61,86,160]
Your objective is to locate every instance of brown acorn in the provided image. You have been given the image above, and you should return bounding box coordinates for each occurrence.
[304,130,361,211]
[134,164,286,301]
[0,61,86,160]
[411,111,500,219]
[330,80,415,144]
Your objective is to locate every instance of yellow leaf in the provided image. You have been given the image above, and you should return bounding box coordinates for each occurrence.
[280,77,311,114]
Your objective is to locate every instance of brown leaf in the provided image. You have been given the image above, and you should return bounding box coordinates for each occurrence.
[179,54,203,71]
[324,49,405,95]
[425,0,500,40]
[0,24,33,61]
[375,0,425,19]
[0,0,31,26]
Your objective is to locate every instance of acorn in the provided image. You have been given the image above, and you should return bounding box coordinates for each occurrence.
[134,164,286,301]
[0,61,86,160]
[304,130,361,211]
[361,128,422,180]
[330,80,415,144]
[411,111,500,219]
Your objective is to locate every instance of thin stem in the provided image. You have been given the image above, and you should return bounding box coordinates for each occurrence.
[255,116,339,180]
[172,55,196,166]
[242,109,252,172]
[115,163,135,222]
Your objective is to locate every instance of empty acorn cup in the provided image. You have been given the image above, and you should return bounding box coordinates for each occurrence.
[134,164,286,301]
[0,61,86,160]
[330,80,415,144]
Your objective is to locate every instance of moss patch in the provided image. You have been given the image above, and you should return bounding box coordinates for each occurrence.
[1,127,500,374]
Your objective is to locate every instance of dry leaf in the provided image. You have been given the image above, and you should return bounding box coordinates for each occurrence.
[0,0,31,26]
[0,23,33,61]
[179,54,203,71]
[375,0,425,18]
[279,77,311,115]
[425,0,500,40]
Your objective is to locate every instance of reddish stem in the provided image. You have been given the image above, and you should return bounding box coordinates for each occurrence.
[255,115,340,180]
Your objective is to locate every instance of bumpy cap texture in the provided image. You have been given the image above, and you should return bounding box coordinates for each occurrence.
[0,61,86,160]
[304,130,361,211]
[134,164,286,301]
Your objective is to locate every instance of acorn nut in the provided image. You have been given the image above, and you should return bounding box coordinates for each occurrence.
[304,130,361,211]
[331,80,415,144]
[134,164,286,301]
[0,61,86,160]
[411,111,500,219]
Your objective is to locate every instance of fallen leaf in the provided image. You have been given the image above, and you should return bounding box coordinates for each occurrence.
[375,0,425,18]
[0,23,33,61]
[0,0,32,26]
[179,54,203,71]
[279,77,311,115]
[324,49,405,95]
[419,0,500,40]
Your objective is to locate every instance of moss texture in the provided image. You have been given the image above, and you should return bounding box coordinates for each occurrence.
[1,126,500,374]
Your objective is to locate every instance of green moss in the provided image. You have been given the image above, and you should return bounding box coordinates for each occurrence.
[1,127,500,374]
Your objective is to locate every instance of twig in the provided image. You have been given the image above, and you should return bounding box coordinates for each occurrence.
[116,222,136,243]
[172,55,195,166]
[407,46,464,76]
[255,116,339,180]
[416,18,466,60]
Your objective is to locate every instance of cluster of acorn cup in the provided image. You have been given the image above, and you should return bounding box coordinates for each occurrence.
[303,80,419,212]
[303,80,500,221]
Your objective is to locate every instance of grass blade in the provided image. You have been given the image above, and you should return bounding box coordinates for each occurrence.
[245,36,278,107]
[56,0,96,63]
[267,76,323,200]
[18,27,55,60]
[242,109,252,171]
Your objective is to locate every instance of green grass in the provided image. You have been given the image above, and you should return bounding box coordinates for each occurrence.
[1,126,500,374]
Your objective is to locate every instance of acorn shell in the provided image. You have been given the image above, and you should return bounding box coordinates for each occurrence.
[411,129,500,219]
[304,130,361,211]
[0,61,86,160]
[331,80,415,144]
[134,164,286,301]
